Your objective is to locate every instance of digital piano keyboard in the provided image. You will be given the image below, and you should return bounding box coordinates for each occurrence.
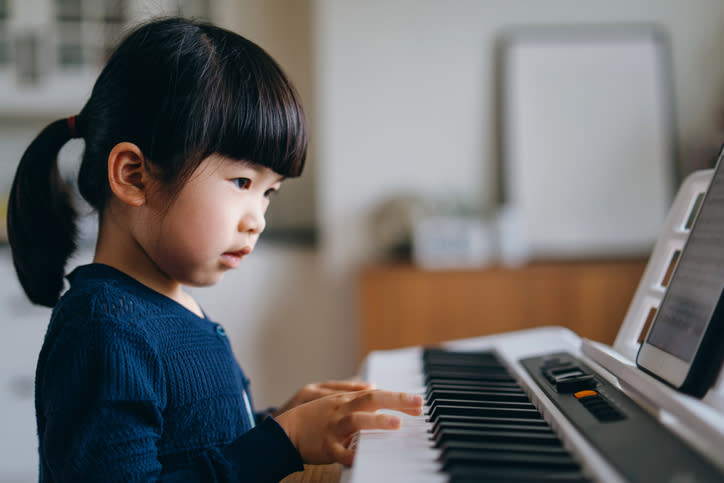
[345,168,724,482]
[346,327,724,482]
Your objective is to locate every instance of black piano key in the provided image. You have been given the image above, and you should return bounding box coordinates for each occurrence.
[441,449,580,470]
[424,365,510,376]
[424,363,512,373]
[427,404,542,422]
[429,414,548,434]
[439,440,569,455]
[446,463,589,482]
[426,378,524,391]
[425,370,517,384]
[427,381,527,393]
[425,389,531,403]
[433,428,561,448]
[423,361,510,372]
[426,398,536,414]
[430,420,555,441]
[423,348,501,361]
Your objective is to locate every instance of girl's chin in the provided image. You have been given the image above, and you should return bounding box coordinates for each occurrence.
[181,268,227,288]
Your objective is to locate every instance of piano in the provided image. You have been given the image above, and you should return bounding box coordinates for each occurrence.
[344,166,724,482]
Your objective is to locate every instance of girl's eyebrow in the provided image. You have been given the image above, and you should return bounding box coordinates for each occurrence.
[234,159,285,184]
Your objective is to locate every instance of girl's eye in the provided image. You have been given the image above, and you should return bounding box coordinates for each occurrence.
[232,178,251,189]
[264,188,278,199]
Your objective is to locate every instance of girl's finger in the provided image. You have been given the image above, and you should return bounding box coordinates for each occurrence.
[311,386,358,400]
[319,380,373,391]
[338,411,402,435]
[330,442,356,467]
[348,390,423,413]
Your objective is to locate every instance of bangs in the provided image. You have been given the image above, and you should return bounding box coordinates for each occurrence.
[186,33,307,178]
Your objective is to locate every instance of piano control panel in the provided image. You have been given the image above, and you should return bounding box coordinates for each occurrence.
[538,353,625,422]
[521,352,723,482]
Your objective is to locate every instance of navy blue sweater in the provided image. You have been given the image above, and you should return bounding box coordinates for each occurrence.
[35,263,304,482]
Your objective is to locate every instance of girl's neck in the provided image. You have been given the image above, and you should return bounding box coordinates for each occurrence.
[93,210,204,318]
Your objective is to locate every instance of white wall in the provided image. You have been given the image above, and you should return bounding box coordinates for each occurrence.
[315,0,724,271]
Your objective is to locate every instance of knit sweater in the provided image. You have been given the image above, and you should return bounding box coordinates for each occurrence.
[35,263,304,482]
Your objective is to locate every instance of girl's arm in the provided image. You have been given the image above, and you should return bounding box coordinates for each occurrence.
[41,401,303,482]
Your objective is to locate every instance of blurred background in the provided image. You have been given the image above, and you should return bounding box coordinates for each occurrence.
[1,0,724,480]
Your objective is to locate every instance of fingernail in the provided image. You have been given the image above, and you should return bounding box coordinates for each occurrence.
[406,394,423,405]
[388,416,401,428]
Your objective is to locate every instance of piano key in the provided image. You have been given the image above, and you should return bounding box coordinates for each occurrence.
[444,463,590,482]
[441,449,581,470]
[424,370,517,384]
[422,349,501,362]
[429,414,549,434]
[433,428,561,447]
[427,403,543,422]
[426,379,524,391]
[425,389,531,403]
[422,359,510,370]
[426,398,537,413]
[439,440,570,455]
[426,381,527,393]
[430,420,556,441]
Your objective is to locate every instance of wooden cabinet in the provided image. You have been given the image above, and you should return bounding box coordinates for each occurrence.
[358,260,647,358]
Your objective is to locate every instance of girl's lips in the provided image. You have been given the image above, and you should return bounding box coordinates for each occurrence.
[220,247,252,268]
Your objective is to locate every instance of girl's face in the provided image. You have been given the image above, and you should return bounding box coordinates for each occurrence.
[139,154,282,288]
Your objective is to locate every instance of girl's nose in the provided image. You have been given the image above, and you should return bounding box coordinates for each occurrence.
[238,205,266,234]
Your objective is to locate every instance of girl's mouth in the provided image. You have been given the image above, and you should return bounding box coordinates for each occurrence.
[220,247,252,268]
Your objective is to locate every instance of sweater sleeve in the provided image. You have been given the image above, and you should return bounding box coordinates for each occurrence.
[37,316,304,482]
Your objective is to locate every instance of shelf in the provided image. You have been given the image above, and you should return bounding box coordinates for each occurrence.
[358,259,647,359]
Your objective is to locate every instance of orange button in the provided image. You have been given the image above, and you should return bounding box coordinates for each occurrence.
[574,390,598,399]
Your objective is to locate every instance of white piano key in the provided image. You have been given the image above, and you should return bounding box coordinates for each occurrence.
[349,413,446,483]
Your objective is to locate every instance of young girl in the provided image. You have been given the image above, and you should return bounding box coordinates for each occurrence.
[7,17,422,482]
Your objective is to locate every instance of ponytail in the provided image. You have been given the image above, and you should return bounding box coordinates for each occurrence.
[7,118,79,307]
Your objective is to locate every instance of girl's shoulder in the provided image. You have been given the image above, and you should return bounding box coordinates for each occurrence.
[39,265,169,410]
[59,263,183,317]
[50,263,210,350]
[50,263,168,345]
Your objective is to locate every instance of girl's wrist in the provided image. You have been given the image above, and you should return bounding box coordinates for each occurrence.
[274,410,299,450]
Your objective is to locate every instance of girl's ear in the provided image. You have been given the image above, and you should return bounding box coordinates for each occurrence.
[107,142,150,207]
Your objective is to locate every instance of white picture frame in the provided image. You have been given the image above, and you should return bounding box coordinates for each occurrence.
[499,25,677,259]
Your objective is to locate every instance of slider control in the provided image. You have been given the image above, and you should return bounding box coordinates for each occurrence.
[542,362,598,393]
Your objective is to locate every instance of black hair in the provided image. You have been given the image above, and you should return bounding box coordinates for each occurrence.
[7,17,308,307]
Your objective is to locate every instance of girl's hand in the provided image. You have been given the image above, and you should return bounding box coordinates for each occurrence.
[275,389,424,466]
[273,380,373,416]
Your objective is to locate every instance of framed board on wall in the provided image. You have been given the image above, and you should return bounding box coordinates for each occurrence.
[498,25,678,260]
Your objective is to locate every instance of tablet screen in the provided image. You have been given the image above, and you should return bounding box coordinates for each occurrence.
[645,157,724,362]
